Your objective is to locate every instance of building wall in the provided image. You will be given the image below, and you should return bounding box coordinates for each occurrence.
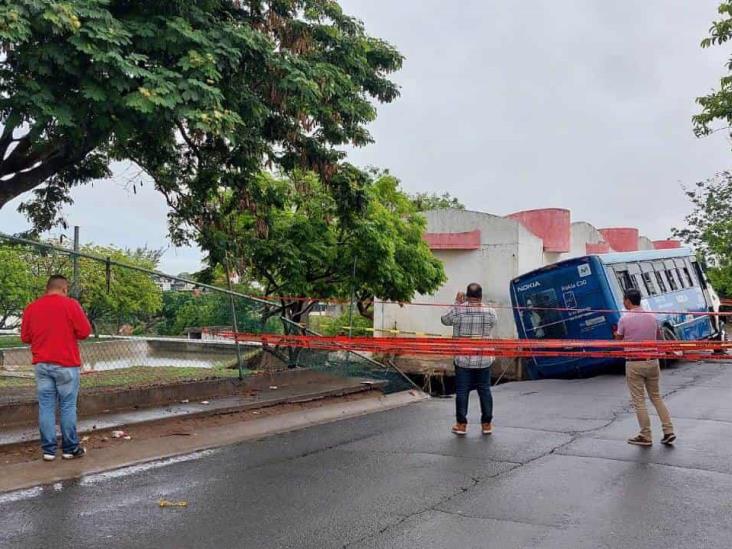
[374,209,544,339]
[638,236,654,250]
[565,222,606,259]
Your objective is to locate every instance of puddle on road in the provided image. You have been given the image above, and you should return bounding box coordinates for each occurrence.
[0,487,43,505]
[78,449,220,486]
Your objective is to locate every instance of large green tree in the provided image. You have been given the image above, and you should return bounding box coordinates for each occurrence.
[674,172,732,297]
[0,245,35,329]
[694,1,732,140]
[202,169,446,322]
[0,0,401,234]
[19,242,164,332]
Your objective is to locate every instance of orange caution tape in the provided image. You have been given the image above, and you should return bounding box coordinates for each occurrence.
[221,332,732,361]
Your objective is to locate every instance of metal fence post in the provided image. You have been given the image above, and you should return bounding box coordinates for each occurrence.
[348,258,356,338]
[71,225,80,299]
[225,258,245,380]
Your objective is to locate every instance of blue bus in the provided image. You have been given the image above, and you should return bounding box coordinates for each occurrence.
[509,248,724,379]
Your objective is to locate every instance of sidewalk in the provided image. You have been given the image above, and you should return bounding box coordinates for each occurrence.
[0,373,388,447]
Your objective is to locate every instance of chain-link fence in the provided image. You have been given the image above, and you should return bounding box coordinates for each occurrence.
[0,232,416,395]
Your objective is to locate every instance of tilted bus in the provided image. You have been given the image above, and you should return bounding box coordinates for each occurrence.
[509,248,724,379]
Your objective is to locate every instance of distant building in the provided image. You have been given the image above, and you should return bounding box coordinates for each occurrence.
[153,274,196,293]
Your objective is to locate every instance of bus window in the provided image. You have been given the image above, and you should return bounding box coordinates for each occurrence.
[613,268,635,292]
[682,267,695,287]
[654,271,668,293]
[632,274,648,297]
[674,259,695,287]
[674,268,687,288]
[641,272,658,295]
[692,261,708,290]
[665,269,679,291]
[523,289,567,339]
[627,264,645,296]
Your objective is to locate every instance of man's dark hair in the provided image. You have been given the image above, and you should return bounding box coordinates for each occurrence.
[624,288,642,306]
[46,274,69,291]
[466,282,482,300]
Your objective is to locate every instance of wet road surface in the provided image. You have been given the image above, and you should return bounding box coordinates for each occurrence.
[2,359,732,548]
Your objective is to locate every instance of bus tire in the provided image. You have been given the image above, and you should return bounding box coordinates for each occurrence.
[660,327,677,369]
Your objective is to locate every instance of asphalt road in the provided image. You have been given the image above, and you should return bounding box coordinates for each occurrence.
[2,359,732,549]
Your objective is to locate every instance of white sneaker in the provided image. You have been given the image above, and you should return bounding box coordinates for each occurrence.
[42,454,56,462]
[62,447,86,460]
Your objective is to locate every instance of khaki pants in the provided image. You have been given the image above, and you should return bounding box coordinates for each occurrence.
[626,360,674,440]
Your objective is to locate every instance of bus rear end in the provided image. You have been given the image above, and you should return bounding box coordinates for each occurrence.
[510,256,623,379]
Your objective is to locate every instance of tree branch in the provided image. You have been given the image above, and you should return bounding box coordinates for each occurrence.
[0,144,93,209]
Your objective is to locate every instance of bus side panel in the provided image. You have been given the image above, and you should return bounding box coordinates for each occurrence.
[511,257,622,379]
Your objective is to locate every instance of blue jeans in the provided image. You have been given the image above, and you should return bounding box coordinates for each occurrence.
[455,365,493,424]
[34,363,81,455]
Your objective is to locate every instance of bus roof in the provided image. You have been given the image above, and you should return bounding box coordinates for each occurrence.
[511,247,695,284]
[597,248,694,265]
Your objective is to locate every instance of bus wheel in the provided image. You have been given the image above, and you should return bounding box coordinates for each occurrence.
[660,327,677,368]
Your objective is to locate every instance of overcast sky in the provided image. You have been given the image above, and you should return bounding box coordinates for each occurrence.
[1,0,730,274]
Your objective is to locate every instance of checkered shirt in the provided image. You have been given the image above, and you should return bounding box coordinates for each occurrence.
[440,301,498,368]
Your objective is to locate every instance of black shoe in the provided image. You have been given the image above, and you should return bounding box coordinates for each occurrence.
[62,447,86,460]
[627,435,652,447]
[661,433,676,445]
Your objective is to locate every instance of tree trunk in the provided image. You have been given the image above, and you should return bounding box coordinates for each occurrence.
[357,296,374,321]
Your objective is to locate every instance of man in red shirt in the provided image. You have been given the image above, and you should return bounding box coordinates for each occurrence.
[21,275,92,461]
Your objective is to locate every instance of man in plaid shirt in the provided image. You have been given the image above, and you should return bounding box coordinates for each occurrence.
[441,283,498,436]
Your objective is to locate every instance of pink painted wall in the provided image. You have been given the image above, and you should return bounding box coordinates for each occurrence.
[506,208,570,253]
[423,230,481,250]
[598,228,639,252]
[653,240,681,250]
[586,242,611,254]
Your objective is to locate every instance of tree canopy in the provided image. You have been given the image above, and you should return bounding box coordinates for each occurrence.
[673,172,732,297]
[694,1,732,142]
[0,0,402,235]
[0,245,35,329]
[201,169,446,322]
[409,192,464,212]
[0,241,164,332]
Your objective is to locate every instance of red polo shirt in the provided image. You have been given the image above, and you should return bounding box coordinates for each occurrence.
[20,294,92,367]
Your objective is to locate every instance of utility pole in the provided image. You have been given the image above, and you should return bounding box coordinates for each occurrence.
[348,258,357,337]
[225,256,245,380]
[72,226,80,299]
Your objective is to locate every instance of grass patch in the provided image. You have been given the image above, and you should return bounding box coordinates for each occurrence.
[0,376,33,389]
[0,336,24,349]
[80,366,246,389]
[0,365,251,391]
